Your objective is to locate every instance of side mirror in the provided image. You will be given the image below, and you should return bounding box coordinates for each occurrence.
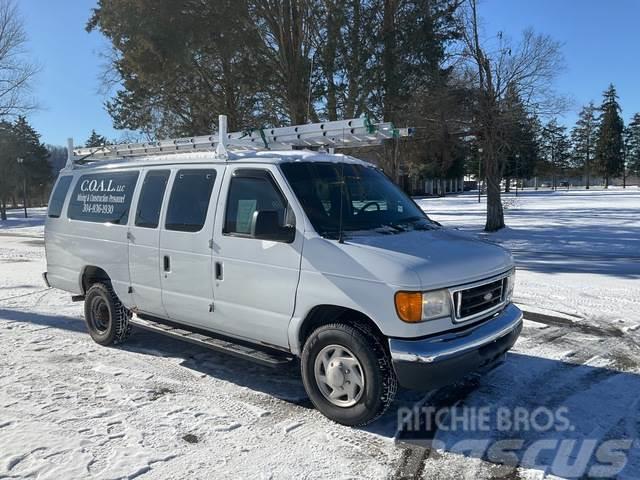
[251,210,295,242]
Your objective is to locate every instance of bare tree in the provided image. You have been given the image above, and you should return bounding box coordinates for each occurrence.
[459,0,565,231]
[250,0,321,124]
[0,0,38,117]
[0,0,38,220]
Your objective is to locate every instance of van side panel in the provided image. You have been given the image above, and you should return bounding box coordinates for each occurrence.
[44,171,138,307]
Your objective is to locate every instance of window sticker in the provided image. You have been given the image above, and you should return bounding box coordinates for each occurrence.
[68,171,139,224]
[236,199,257,233]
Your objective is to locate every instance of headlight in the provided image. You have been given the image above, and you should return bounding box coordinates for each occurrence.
[395,289,452,323]
[505,270,516,302]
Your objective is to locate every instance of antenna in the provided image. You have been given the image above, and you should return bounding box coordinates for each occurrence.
[337,127,346,243]
[216,115,228,160]
[337,161,345,243]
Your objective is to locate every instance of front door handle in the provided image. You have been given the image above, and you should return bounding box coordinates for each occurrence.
[163,255,170,272]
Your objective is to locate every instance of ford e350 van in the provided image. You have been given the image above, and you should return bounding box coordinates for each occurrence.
[43,117,522,426]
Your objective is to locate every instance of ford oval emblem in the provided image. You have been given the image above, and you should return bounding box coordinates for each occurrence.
[483,292,493,301]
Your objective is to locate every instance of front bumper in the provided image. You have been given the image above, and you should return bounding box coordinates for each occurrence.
[389,303,523,390]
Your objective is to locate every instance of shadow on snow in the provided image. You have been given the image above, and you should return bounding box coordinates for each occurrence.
[1,307,639,478]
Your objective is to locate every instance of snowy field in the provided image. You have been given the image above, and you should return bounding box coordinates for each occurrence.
[0,188,639,479]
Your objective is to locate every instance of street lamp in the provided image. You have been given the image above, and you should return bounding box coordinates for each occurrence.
[477,147,483,204]
[16,157,27,218]
[515,153,520,197]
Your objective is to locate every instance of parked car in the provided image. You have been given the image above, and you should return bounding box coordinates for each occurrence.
[43,119,522,426]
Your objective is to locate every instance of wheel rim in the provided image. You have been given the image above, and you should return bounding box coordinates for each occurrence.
[314,344,365,408]
[89,296,110,334]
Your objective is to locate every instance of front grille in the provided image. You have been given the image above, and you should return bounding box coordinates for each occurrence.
[453,277,506,321]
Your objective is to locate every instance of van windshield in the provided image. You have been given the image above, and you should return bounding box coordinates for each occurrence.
[280,161,432,238]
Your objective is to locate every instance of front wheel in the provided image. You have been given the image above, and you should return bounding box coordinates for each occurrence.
[301,323,397,426]
[84,283,131,346]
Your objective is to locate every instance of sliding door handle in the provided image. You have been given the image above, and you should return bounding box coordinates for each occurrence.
[215,261,223,280]
[163,255,170,272]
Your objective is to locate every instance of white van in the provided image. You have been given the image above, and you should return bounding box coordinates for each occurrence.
[43,117,522,426]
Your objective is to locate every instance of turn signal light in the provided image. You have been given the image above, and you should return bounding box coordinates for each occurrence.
[394,292,422,323]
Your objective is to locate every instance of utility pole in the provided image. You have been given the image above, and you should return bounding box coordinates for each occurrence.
[623,141,627,189]
[551,142,556,191]
[477,147,483,203]
[17,157,27,218]
[515,153,520,197]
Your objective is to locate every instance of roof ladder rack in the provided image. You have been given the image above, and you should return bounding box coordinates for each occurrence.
[68,115,413,166]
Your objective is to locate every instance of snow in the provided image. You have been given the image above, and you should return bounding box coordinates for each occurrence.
[1,188,639,479]
[416,188,640,324]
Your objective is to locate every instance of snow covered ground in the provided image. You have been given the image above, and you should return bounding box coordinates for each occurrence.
[0,188,639,479]
[417,188,640,324]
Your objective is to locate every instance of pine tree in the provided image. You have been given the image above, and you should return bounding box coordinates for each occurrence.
[13,117,51,207]
[85,130,108,148]
[501,87,539,190]
[0,121,17,220]
[595,84,624,188]
[625,113,640,177]
[570,102,598,189]
[540,119,570,190]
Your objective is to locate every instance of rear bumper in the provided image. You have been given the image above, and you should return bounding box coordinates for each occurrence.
[389,303,523,390]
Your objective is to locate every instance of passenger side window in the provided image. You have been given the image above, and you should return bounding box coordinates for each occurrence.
[223,171,290,237]
[47,176,73,218]
[165,169,216,232]
[135,170,170,228]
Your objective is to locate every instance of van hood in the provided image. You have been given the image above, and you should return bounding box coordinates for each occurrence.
[337,227,513,290]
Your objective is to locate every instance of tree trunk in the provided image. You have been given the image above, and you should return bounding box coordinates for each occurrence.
[382,0,398,122]
[484,149,505,232]
[323,1,341,121]
[0,198,6,221]
[504,176,510,193]
[585,154,590,189]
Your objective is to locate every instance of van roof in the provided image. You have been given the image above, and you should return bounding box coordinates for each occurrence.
[61,149,375,173]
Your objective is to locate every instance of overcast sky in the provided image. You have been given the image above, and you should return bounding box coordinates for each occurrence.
[20,0,640,146]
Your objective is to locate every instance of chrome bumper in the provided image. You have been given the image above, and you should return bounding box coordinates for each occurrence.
[389,303,523,364]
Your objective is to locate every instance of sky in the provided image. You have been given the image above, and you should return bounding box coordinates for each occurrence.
[18,0,640,146]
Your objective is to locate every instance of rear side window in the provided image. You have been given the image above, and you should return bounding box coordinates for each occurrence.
[47,176,73,218]
[67,171,139,224]
[135,170,170,228]
[165,169,216,232]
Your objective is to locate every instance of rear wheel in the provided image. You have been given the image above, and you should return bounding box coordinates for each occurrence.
[301,323,397,426]
[84,283,131,346]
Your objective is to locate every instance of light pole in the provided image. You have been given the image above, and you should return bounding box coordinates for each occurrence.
[477,147,483,203]
[16,157,27,218]
[515,153,520,197]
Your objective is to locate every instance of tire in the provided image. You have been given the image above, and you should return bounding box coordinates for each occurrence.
[301,323,397,426]
[84,283,131,346]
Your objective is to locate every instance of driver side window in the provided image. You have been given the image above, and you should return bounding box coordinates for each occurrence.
[223,171,290,237]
